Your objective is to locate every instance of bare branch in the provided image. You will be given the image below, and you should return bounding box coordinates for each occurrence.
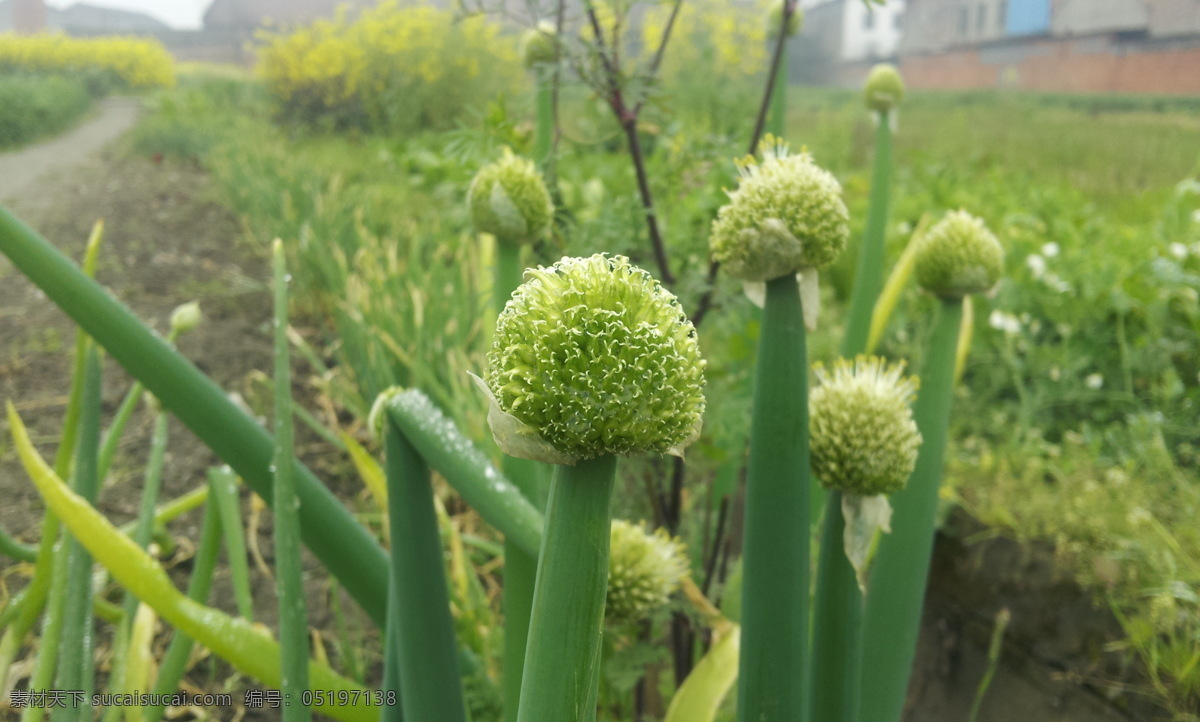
[623,119,675,284]
[634,0,685,116]
[749,0,796,153]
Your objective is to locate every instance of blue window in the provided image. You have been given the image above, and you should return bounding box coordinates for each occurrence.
[1006,0,1050,36]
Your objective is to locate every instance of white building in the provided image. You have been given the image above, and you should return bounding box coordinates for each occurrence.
[840,0,907,61]
[800,0,907,63]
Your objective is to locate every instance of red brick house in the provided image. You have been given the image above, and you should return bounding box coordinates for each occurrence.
[897,0,1200,94]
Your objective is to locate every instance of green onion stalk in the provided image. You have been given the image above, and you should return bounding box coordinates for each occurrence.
[473,255,704,722]
[143,474,226,722]
[860,210,1004,722]
[101,411,169,722]
[739,273,811,722]
[809,356,921,722]
[520,456,617,722]
[100,301,201,714]
[467,148,555,722]
[384,390,543,558]
[521,21,558,170]
[709,139,849,722]
[272,240,312,721]
[96,301,200,486]
[102,303,201,722]
[0,207,389,626]
[6,405,375,722]
[5,223,101,714]
[52,347,102,722]
[383,388,690,623]
[0,527,35,563]
[810,62,906,722]
[208,464,255,621]
[377,393,469,722]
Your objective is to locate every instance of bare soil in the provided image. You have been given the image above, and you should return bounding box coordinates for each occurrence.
[904,513,1163,721]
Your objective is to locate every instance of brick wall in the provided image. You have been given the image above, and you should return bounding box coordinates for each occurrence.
[900,35,1200,94]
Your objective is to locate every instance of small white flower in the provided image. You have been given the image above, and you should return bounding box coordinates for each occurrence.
[1085,373,1104,390]
[1041,242,1060,257]
[1044,273,1072,294]
[1128,507,1152,526]
[1169,242,1189,260]
[1049,365,1061,382]
[1026,253,1046,278]
[988,310,1021,335]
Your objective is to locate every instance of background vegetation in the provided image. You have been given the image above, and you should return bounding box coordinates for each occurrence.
[2,2,1198,717]
[0,74,91,149]
[120,51,1200,714]
[0,33,175,148]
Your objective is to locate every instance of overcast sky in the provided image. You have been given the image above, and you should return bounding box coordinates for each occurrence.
[47,0,210,29]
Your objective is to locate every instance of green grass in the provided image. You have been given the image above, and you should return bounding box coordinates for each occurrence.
[0,74,91,150]
[123,76,1200,718]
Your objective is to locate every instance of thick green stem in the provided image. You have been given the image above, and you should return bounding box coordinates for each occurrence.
[494,242,524,314]
[9,235,100,712]
[502,539,537,722]
[811,492,863,722]
[517,455,617,722]
[382,417,468,722]
[0,208,388,626]
[383,389,544,558]
[273,241,312,720]
[860,299,963,722]
[494,231,549,722]
[53,347,102,722]
[381,580,404,721]
[144,493,223,722]
[501,448,547,722]
[8,406,374,722]
[739,272,810,722]
[810,106,895,722]
[842,111,893,355]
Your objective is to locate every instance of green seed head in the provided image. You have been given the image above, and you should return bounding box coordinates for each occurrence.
[810,356,921,497]
[468,149,554,245]
[606,519,689,625]
[169,301,202,335]
[914,210,1004,299]
[485,254,706,461]
[522,21,558,68]
[766,2,803,37]
[710,136,850,282]
[864,63,905,113]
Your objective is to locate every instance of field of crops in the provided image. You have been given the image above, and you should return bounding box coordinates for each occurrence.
[1,3,1198,721]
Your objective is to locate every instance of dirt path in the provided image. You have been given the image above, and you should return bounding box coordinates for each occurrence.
[0,97,142,202]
